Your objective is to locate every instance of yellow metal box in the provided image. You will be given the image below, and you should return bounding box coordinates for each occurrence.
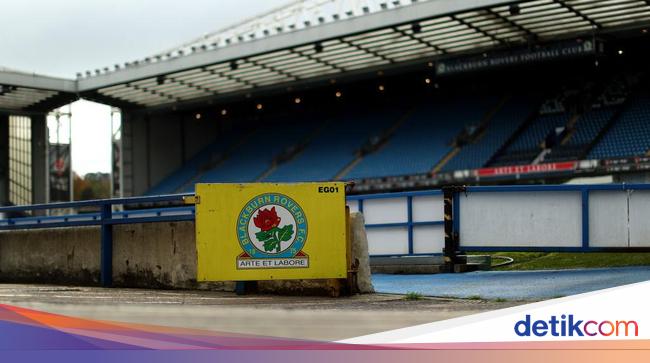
[195,182,347,281]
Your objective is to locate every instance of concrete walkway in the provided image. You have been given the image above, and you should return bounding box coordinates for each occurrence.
[372,266,650,300]
[3,267,648,339]
[0,284,518,341]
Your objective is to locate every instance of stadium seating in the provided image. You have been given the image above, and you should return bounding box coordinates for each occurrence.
[441,95,539,171]
[144,80,650,195]
[187,115,320,189]
[489,109,570,166]
[507,113,570,151]
[544,107,616,162]
[568,108,616,146]
[589,94,650,159]
[145,127,248,195]
[343,96,495,179]
[263,107,401,182]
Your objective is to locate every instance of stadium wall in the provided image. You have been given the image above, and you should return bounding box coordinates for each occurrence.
[0,214,373,293]
[0,114,8,205]
[122,111,232,196]
[0,221,198,288]
[0,112,48,207]
[615,173,650,184]
[31,114,47,206]
[146,114,184,192]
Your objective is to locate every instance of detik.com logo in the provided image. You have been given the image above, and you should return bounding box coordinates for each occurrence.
[514,314,638,337]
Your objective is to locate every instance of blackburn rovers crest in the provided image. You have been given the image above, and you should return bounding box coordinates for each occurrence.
[236,193,308,269]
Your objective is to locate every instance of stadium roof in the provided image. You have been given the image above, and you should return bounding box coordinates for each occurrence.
[0,68,77,113]
[2,0,650,112]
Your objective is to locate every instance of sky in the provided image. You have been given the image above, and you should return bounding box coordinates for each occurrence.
[1,0,288,175]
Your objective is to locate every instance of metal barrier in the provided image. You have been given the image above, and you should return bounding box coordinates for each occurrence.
[0,194,194,287]
[346,190,445,257]
[456,183,650,252]
[0,189,447,283]
[2,183,648,286]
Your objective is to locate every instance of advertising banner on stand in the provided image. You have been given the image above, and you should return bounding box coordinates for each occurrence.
[48,143,71,202]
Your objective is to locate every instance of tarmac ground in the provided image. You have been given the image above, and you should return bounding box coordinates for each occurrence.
[3,267,648,340]
[372,266,650,300]
[0,283,519,341]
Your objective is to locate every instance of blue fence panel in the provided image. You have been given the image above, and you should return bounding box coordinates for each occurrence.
[348,189,445,257]
[457,183,650,252]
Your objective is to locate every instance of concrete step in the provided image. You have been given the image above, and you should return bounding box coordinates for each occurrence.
[370,255,492,274]
[370,256,445,274]
[464,255,492,271]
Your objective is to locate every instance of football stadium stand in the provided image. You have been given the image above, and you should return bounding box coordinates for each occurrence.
[490,113,572,166]
[588,93,650,160]
[344,95,495,179]
[146,126,251,195]
[137,71,650,195]
[192,116,320,185]
[141,73,650,195]
[441,94,541,172]
[263,106,401,183]
[4,0,650,200]
[544,107,616,162]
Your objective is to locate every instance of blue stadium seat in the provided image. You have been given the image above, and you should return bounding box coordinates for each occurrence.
[145,127,247,195]
[567,108,615,146]
[542,107,616,162]
[588,94,650,159]
[263,108,400,182]
[506,113,570,152]
[189,117,319,188]
[442,95,538,171]
[344,97,493,179]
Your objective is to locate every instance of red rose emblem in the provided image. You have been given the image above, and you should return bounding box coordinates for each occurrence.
[253,207,281,232]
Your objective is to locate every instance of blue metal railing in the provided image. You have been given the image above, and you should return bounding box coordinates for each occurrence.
[347,189,445,257]
[0,189,447,287]
[3,183,648,287]
[0,194,194,287]
[0,205,195,230]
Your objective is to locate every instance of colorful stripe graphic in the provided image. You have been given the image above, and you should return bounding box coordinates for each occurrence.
[0,303,384,350]
[1,303,650,351]
[2,286,650,363]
